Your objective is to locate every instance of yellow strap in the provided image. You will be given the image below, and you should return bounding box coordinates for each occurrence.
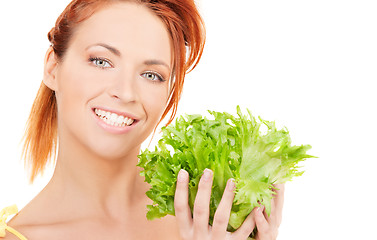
[0,205,28,240]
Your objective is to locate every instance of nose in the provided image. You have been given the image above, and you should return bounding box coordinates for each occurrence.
[108,69,138,103]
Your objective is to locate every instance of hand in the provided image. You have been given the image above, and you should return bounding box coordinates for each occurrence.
[253,184,285,240]
[174,168,260,240]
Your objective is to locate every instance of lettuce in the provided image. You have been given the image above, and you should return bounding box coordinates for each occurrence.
[137,106,314,235]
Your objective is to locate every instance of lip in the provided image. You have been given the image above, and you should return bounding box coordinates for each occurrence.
[91,107,139,134]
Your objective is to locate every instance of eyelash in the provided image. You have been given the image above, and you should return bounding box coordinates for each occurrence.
[89,57,113,68]
[142,71,166,83]
[88,57,166,82]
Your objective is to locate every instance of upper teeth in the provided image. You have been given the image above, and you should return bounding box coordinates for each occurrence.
[95,108,135,127]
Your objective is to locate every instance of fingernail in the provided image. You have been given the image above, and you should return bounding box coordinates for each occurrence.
[178,169,188,182]
[227,178,235,191]
[258,205,265,212]
[202,168,213,181]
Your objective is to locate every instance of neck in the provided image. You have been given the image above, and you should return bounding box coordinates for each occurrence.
[41,134,150,223]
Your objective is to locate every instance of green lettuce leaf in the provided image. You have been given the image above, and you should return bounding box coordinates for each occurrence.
[137,106,315,234]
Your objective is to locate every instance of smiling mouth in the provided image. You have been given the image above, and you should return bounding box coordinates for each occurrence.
[94,108,135,127]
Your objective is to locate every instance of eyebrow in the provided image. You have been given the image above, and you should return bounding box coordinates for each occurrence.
[86,43,121,56]
[143,60,171,71]
[87,43,171,70]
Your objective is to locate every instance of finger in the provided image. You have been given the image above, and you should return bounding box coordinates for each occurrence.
[193,168,213,237]
[174,169,193,236]
[231,208,256,240]
[272,184,285,226]
[211,178,236,239]
[262,204,270,223]
[255,206,269,236]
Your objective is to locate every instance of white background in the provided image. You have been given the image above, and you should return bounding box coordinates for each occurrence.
[0,1,376,239]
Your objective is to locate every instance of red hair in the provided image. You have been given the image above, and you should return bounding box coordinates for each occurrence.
[22,0,205,183]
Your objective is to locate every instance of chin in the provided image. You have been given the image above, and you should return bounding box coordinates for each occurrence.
[90,141,140,161]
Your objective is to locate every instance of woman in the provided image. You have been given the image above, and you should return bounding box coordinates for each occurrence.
[0,0,283,239]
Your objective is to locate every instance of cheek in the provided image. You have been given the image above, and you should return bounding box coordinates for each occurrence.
[56,65,108,108]
[139,83,169,120]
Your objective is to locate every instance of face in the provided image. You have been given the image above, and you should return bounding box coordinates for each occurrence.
[45,2,172,159]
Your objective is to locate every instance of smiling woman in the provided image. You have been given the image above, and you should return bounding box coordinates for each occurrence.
[2,0,377,239]
[23,0,205,184]
[0,0,286,240]
[0,1,205,239]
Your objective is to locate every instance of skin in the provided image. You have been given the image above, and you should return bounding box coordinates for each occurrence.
[174,169,284,240]
[5,2,284,240]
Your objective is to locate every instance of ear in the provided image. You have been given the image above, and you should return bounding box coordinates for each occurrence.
[43,47,59,91]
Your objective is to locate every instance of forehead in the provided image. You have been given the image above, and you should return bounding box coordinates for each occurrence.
[68,2,172,64]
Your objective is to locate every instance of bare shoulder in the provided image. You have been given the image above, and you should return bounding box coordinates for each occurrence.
[1,233,21,240]
[7,215,182,240]
[5,221,42,240]
[2,217,31,240]
[0,206,29,240]
[5,206,54,240]
[4,195,182,240]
